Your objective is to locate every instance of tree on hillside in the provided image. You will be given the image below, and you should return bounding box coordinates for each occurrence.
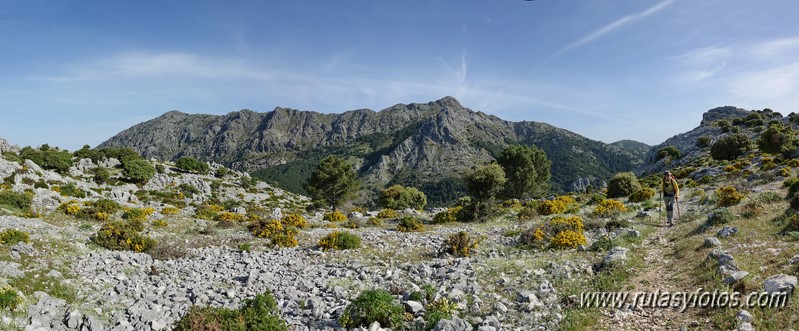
[379,185,427,210]
[710,133,751,161]
[606,172,641,199]
[461,163,507,222]
[496,145,551,199]
[305,155,360,211]
[757,122,797,157]
[123,159,156,184]
[175,157,210,174]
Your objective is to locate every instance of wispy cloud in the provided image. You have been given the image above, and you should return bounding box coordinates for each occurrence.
[672,47,731,81]
[34,52,269,81]
[731,60,799,99]
[551,0,675,57]
[750,37,799,62]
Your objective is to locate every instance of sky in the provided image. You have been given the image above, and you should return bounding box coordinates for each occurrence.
[1,0,799,151]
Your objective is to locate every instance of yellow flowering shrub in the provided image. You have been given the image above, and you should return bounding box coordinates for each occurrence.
[593,199,627,217]
[0,229,30,245]
[538,196,575,216]
[215,211,246,222]
[247,219,298,248]
[66,204,81,216]
[208,204,225,212]
[324,211,347,222]
[250,219,283,238]
[442,231,483,257]
[377,209,399,219]
[162,207,180,215]
[92,221,156,252]
[550,230,587,248]
[546,215,585,233]
[520,215,587,249]
[94,212,110,221]
[281,214,308,229]
[716,185,745,207]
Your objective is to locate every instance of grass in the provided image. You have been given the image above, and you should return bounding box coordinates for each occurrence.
[661,188,799,330]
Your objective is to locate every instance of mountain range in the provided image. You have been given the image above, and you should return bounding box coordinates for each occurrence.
[99,96,645,206]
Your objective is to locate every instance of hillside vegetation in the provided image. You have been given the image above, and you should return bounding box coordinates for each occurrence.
[0,105,798,330]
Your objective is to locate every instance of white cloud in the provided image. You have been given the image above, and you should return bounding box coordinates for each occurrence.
[672,47,731,81]
[552,0,675,57]
[35,52,271,81]
[731,60,799,99]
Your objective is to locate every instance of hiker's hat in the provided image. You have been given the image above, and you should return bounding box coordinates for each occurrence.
[664,170,671,175]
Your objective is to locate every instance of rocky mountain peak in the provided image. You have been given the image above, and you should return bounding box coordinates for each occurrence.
[700,106,750,126]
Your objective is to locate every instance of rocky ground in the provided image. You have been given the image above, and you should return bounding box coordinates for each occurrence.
[2,137,799,330]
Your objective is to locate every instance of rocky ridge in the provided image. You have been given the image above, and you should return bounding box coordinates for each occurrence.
[98,97,642,200]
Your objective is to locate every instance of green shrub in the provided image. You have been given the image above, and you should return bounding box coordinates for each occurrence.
[432,206,462,224]
[628,187,655,203]
[424,298,458,330]
[339,289,404,329]
[396,217,424,232]
[379,185,427,210]
[90,167,111,184]
[2,152,23,164]
[0,285,22,311]
[655,146,681,162]
[696,136,712,148]
[92,221,156,252]
[716,186,745,207]
[122,159,156,184]
[122,208,151,221]
[174,289,288,331]
[318,230,360,250]
[367,218,384,227]
[19,147,73,173]
[740,201,765,219]
[93,198,121,214]
[441,231,483,257]
[757,191,783,203]
[707,207,734,226]
[710,134,751,161]
[517,202,539,220]
[0,229,30,245]
[606,172,641,199]
[177,183,200,197]
[175,157,210,174]
[715,120,732,132]
[0,190,32,211]
[57,182,85,198]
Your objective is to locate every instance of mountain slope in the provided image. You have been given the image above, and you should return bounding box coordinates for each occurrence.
[100,97,641,205]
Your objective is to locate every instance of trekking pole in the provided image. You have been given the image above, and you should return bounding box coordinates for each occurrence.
[659,195,663,223]
[676,198,681,222]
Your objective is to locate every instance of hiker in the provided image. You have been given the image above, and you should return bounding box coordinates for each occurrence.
[661,170,679,226]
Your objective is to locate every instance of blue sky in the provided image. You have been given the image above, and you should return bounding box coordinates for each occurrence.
[2,0,798,151]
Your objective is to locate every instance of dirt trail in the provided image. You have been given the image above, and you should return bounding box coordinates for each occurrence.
[599,213,699,331]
